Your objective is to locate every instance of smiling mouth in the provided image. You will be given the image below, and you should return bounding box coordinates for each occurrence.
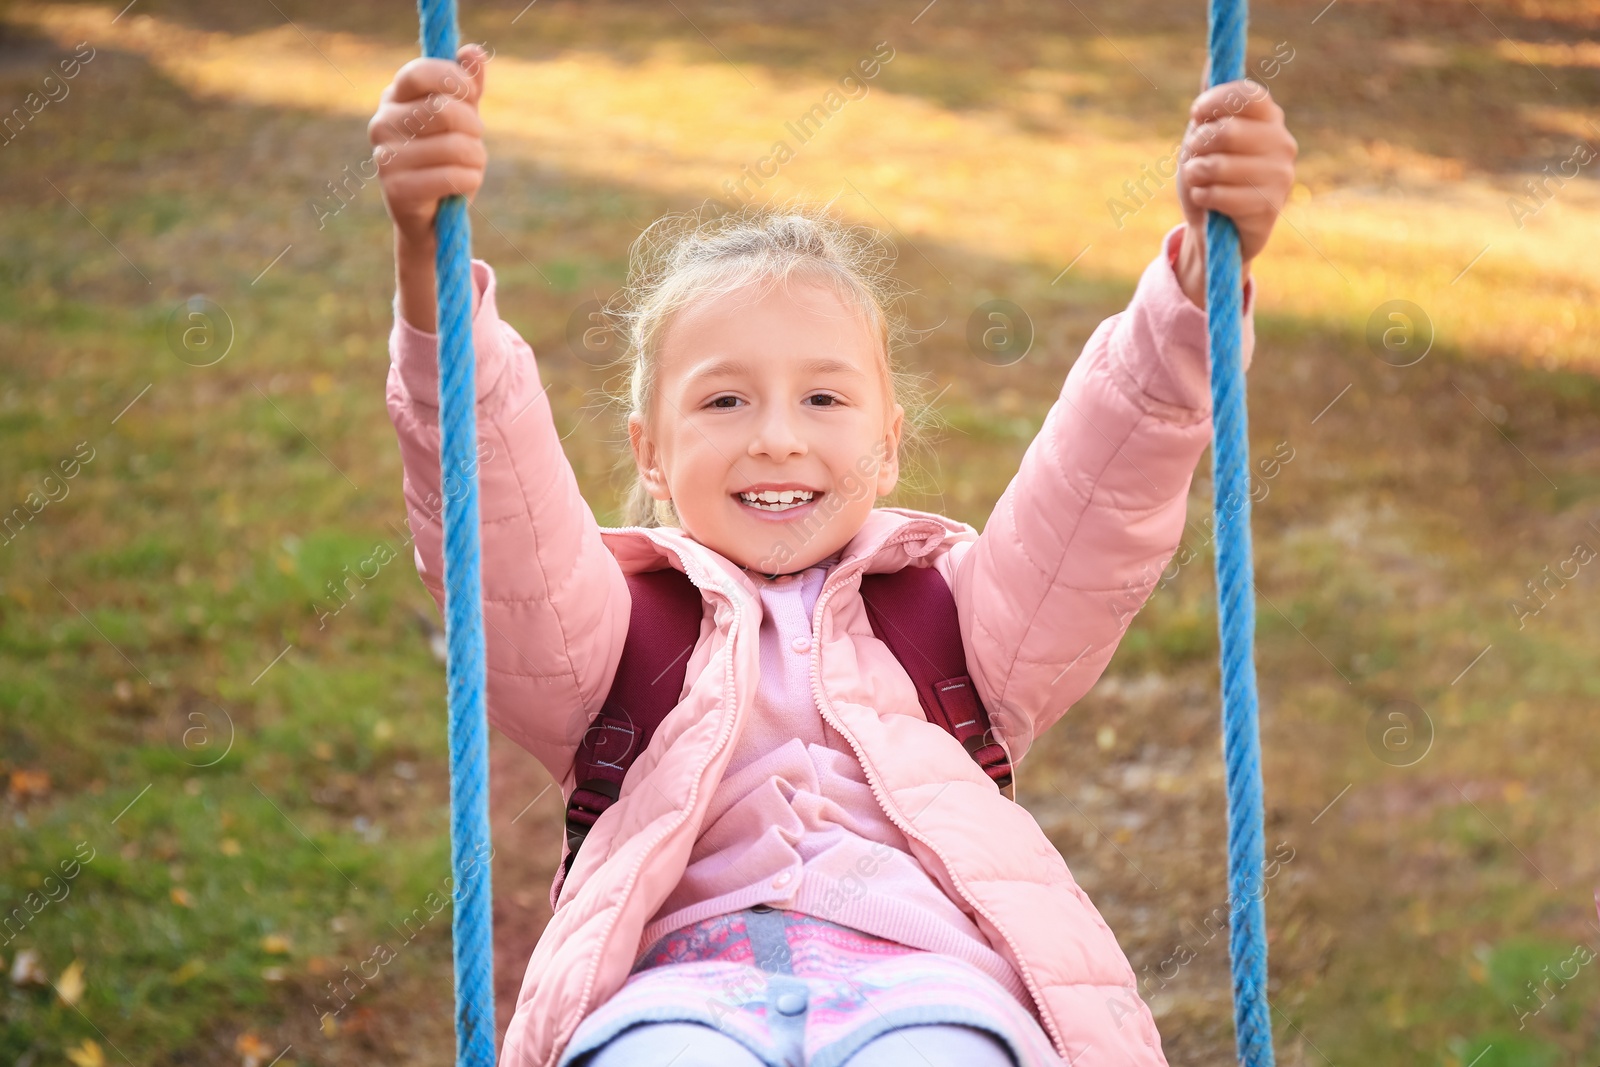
[735,489,821,512]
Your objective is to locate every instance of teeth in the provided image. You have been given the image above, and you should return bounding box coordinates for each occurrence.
[738,489,815,510]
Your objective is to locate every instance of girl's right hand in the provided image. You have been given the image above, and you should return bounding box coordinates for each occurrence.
[368,43,490,250]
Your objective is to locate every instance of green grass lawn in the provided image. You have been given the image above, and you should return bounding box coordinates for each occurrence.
[2,1,1598,1064]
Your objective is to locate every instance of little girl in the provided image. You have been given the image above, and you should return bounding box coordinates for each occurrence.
[373,44,1295,1067]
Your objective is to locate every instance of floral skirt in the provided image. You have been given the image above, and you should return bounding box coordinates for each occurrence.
[557,905,1066,1067]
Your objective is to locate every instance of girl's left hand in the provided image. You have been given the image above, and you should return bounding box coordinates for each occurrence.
[1174,79,1298,308]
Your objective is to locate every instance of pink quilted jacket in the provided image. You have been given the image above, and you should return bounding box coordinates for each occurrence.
[385,223,1255,1067]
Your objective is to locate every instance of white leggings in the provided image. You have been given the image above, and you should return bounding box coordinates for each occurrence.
[581,1019,1017,1066]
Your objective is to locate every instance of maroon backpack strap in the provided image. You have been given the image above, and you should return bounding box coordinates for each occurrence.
[552,561,1014,910]
[858,566,1015,799]
[551,566,703,910]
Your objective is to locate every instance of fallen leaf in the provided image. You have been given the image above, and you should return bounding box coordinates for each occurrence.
[234,1032,268,1054]
[260,933,291,955]
[319,1011,340,1037]
[65,1038,105,1067]
[170,887,194,908]
[219,838,242,856]
[261,966,286,982]
[56,959,85,1006]
[7,768,50,802]
[9,948,46,986]
[173,958,206,984]
[235,1031,270,1067]
[342,1006,376,1035]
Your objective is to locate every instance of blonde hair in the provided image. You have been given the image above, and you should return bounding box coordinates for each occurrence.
[600,197,939,528]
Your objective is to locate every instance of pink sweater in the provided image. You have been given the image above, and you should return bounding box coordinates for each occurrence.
[638,552,1031,1006]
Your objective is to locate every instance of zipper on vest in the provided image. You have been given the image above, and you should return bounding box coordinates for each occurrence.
[806,531,1072,1062]
[561,527,747,1063]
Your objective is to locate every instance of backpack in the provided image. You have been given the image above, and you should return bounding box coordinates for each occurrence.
[551,563,1014,907]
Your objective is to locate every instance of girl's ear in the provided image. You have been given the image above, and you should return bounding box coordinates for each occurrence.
[628,412,672,501]
[875,402,905,498]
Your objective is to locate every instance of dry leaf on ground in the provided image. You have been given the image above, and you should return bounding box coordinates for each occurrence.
[56,959,85,1005]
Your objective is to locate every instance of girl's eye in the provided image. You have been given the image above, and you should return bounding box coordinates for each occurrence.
[806,393,843,407]
[708,396,741,409]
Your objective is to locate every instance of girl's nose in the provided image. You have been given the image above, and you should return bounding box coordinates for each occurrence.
[748,406,808,459]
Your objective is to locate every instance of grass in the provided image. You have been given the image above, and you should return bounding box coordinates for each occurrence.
[1,0,1597,1064]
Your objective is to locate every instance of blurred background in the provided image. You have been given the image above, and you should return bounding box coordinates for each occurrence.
[1,1,1597,1064]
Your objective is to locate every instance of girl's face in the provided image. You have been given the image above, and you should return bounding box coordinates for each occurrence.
[628,275,904,576]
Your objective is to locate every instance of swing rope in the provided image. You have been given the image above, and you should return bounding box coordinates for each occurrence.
[1205,0,1276,1064]
[416,2,495,1066]
[416,0,1270,1063]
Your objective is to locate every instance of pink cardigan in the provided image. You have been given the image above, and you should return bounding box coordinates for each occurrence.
[386,222,1255,1066]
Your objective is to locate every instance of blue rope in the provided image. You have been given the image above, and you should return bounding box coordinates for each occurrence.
[1205,0,1275,1064]
[416,2,495,1065]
